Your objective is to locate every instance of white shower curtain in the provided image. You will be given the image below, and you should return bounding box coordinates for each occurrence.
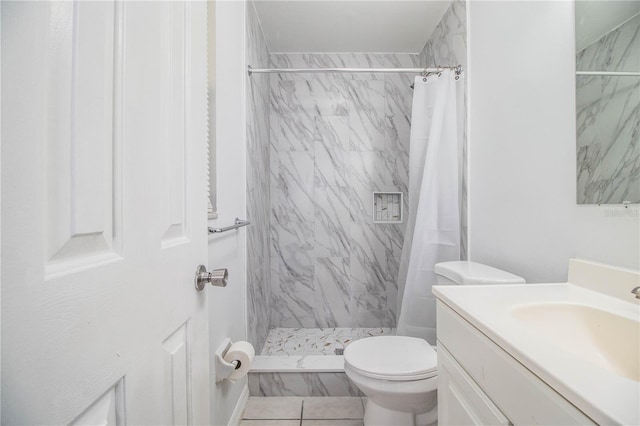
[396,71,460,344]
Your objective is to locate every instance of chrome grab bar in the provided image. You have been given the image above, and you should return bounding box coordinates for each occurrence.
[208,218,251,234]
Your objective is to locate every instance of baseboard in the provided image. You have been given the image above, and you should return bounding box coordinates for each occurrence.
[227,383,249,426]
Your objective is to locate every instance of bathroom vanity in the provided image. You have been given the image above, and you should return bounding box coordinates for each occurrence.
[434,259,640,425]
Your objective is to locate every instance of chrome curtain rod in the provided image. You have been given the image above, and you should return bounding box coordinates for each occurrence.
[576,71,640,77]
[247,64,463,76]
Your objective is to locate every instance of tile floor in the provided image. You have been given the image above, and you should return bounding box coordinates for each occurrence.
[261,328,396,356]
[240,396,365,426]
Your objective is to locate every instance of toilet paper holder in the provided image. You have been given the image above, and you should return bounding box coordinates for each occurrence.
[215,338,241,383]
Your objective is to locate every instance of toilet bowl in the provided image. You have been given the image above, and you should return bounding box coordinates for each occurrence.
[344,336,438,426]
[344,261,525,426]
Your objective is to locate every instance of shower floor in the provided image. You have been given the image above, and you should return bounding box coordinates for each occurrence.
[250,327,395,397]
[260,327,396,356]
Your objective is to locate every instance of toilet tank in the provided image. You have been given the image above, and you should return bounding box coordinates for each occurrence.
[434,261,525,285]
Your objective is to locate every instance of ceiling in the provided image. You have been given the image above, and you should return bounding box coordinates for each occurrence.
[252,1,452,53]
[575,1,640,52]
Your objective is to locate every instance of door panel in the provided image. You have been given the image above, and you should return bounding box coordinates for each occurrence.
[69,379,126,426]
[160,1,188,247]
[162,321,192,425]
[1,2,210,424]
[45,1,122,278]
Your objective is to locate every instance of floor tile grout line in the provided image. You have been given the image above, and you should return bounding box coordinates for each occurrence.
[299,399,304,426]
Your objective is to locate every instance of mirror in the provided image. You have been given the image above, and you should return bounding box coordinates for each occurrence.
[575,1,639,204]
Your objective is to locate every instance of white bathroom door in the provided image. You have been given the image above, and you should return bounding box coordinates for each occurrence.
[1,2,210,424]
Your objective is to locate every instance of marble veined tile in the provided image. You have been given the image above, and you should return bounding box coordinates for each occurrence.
[313,257,351,327]
[314,187,351,259]
[297,80,349,116]
[269,53,416,329]
[352,309,396,328]
[271,53,417,82]
[420,0,466,69]
[384,93,412,155]
[277,222,315,292]
[348,80,386,151]
[348,151,398,223]
[249,372,363,397]
[314,117,350,188]
[348,151,396,191]
[349,223,391,279]
[577,15,640,73]
[271,81,318,152]
[271,288,319,328]
[273,151,315,223]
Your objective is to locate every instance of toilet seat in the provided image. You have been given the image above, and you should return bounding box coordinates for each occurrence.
[344,336,437,381]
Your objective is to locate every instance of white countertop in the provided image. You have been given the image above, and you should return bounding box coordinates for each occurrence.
[433,282,640,425]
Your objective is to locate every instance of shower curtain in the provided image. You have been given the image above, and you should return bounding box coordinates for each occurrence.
[396,70,460,344]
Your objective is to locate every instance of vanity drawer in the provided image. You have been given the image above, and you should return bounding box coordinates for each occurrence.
[439,344,510,425]
[437,302,596,426]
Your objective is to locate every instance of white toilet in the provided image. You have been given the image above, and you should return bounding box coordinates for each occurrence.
[344,261,525,426]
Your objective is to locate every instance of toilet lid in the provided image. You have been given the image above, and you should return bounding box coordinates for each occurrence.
[344,336,437,381]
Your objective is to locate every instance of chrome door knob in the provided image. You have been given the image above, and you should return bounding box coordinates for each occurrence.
[195,265,228,291]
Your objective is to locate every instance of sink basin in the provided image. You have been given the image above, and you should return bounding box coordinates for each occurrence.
[434,260,640,425]
[510,302,640,381]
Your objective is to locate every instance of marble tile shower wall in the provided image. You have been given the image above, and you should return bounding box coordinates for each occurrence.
[576,14,640,204]
[269,53,418,328]
[246,1,271,351]
[419,0,468,259]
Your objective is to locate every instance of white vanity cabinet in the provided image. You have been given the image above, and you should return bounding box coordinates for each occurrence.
[436,302,596,426]
[438,344,510,425]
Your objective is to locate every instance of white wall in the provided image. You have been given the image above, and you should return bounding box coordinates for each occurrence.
[467,1,639,283]
[208,1,248,424]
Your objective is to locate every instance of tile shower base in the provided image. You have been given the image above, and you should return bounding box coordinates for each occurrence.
[249,328,395,397]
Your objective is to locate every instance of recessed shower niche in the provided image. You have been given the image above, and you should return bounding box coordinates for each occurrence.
[373,192,403,223]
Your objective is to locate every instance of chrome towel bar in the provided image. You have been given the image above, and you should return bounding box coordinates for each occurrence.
[208,218,251,234]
